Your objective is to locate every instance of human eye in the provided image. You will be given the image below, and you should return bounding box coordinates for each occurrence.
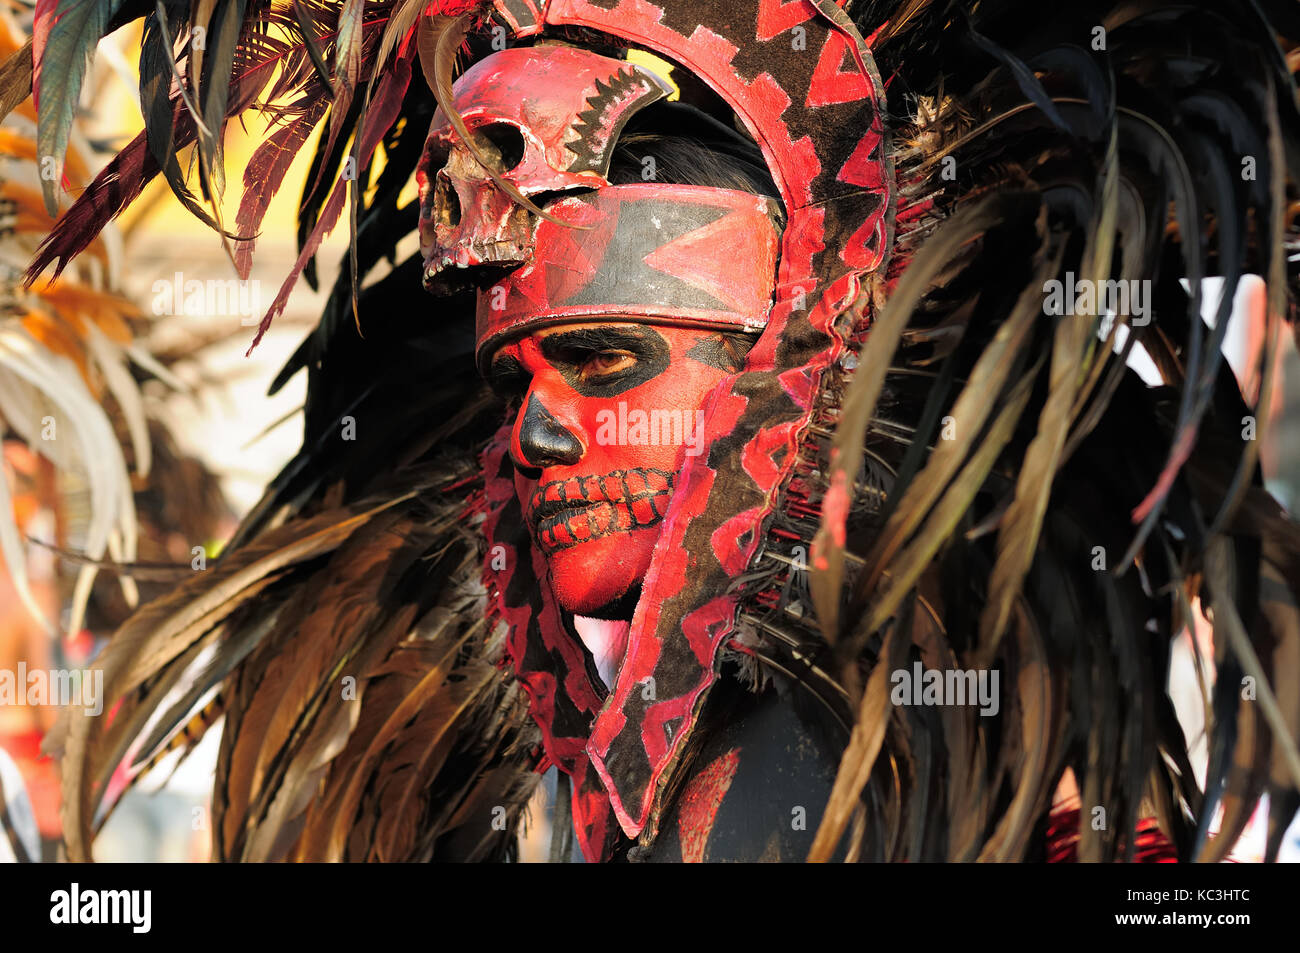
[539,327,663,394]
[578,350,637,382]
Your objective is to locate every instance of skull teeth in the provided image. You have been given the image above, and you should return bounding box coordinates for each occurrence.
[425,242,529,281]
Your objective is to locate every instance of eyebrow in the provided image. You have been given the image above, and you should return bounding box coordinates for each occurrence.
[539,326,656,358]
[487,354,527,392]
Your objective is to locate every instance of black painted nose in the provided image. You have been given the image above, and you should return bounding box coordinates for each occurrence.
[516,393,583,468]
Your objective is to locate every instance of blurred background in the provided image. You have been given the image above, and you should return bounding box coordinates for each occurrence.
[0,1,1295,863]
[0,1,336,861]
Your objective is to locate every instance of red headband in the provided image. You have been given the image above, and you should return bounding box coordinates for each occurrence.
[475,183,782,366]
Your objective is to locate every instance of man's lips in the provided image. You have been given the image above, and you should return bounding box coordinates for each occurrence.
[527,468,675,552]
[530,496,602,523]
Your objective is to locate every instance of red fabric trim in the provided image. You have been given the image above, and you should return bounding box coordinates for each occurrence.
[1045,807,1179,863]
[677,747,741,862]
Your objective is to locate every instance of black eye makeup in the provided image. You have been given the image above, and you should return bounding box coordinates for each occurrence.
[487,353,530,401]
[539,325,670,396]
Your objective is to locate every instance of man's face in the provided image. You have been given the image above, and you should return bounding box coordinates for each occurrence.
[488,322,747,617]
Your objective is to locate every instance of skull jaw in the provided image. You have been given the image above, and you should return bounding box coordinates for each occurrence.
[420,199,536,295]
[421,240,532,295]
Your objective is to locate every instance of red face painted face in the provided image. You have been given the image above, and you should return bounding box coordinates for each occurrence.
[489,321,749,617]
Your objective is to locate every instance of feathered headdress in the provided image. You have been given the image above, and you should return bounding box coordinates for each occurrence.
[12,0,1300,864]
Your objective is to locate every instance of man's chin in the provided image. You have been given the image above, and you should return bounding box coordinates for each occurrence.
[543,531,654,620]
[567,585,642,621]
[549,572,643,619]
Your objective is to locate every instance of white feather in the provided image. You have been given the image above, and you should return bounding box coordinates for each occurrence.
[0,325,137,636]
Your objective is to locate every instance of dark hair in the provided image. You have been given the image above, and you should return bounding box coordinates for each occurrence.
[607,102,784,212]
[609,133,782,199]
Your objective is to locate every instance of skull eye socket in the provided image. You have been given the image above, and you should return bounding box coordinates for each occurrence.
[433,173,462,228]
[477,122,526,175]
[420,142,451,181]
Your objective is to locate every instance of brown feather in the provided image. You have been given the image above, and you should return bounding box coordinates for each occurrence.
[0,36,32,126]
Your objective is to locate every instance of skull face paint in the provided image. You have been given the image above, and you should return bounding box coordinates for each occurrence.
[489,322,749,616]
[469,180,782,618]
